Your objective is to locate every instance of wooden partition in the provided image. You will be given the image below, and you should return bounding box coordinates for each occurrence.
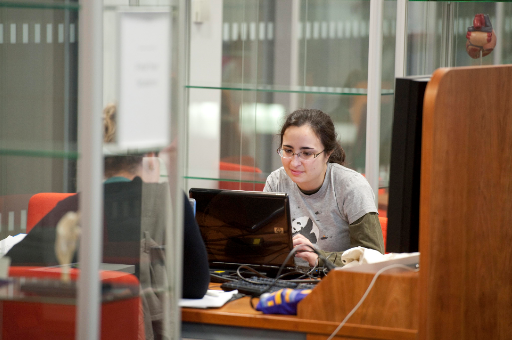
[419,65,512,339]
[298,268,419,331]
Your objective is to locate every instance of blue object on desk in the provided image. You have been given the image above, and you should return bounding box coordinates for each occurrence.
[256,288,312,315]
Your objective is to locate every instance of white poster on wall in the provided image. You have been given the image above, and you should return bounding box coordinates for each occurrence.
[117,11,170,150]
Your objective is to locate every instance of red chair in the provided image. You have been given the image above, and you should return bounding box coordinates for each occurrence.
[379,216,388,251]
[18,194,146,339]
[5,266,141,339]
[26,193,75,233]
[8,266,139,285]
[219,161,265,191]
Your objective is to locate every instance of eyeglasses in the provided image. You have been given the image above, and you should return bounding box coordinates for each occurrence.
[277,148,324,161]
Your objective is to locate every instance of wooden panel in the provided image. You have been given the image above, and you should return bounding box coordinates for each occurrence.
[298,269,419,330]
[307,334,387,340]
[419,65,512,340]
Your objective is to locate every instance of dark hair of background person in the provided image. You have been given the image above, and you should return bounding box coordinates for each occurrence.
[279,109,346,166]
[103,104,143,178]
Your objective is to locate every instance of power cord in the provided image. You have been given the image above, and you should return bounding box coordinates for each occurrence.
[209,272,238,282]
[248,245,332,309]
[326,264,419,340]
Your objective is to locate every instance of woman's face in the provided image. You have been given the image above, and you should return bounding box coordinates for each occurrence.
[281,125,330,191]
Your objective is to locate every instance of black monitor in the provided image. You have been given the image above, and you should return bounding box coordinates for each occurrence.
[102,179,143,279]
[386,76,430,253]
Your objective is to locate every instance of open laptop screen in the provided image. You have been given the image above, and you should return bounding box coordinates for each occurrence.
[189,188,294,270]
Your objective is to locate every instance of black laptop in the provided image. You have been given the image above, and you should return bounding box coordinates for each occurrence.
[189,188,294,273]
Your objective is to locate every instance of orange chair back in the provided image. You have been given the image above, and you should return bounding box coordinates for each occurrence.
[26,193,75,233]
[379,216,388,251]
[219,161,265,191]
[8,266,140,285]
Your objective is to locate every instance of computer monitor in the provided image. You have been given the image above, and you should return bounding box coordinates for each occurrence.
[102,179,143,278]
[386,75,430,253]
[189,188,294,272]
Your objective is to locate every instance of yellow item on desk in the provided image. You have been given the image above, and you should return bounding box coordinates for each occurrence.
[256,288,312,315]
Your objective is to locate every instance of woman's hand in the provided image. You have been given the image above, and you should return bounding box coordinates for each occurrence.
[292,234,318,267]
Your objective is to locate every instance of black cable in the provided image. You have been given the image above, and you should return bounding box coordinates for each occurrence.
[235,266,320,285]
[248,245,334,310]
[209,273,238,282]
[248,246,304,309]
[275,270,312,281]
[236,265,268,283]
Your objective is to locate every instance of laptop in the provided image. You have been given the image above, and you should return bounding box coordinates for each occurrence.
[189,188,295,274]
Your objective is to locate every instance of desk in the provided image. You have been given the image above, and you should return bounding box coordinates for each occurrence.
[182,269,419,340]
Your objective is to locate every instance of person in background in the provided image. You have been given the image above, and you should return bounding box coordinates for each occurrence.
[6,104,210,340]
[263,109,384,268]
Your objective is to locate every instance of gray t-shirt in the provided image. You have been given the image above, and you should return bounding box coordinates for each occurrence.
[263,163,377,253]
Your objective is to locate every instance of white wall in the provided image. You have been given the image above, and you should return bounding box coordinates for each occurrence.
[187,0,223,190]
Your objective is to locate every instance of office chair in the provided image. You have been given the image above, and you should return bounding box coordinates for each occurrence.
[26,193,75,233]
[219,161,265,191]
[6,266,142,339]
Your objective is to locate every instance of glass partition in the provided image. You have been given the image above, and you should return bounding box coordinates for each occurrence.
[102,1,182,339]
[0,1,181,339]
[0,1,79,244]
[185,0,398,219]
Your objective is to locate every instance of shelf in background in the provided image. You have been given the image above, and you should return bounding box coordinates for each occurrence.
[186,176,388,187]
[187,84,394,96]
[0,1,80,10]
[184,176,266,185]
[0,149,79,159]
[0,141,78,159]
[384,0,491,1]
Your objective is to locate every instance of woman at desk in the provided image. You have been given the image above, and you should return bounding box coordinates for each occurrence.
[6,104,210,340]
[264,109,384,267]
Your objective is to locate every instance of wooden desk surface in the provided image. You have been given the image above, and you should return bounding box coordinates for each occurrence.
[182,278,418,340]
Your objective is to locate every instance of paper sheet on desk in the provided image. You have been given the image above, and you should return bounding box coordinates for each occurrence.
[179,290,238,308]
[0,234,26,257]
[340,246,420,268]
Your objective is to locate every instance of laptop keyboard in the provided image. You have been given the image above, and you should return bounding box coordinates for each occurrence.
[220,276,318,296]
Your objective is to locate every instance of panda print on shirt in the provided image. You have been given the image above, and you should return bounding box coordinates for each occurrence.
[291,216,320,245]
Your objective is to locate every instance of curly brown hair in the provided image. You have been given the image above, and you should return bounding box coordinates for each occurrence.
[103,104,117,143]
[103,104,143,178]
